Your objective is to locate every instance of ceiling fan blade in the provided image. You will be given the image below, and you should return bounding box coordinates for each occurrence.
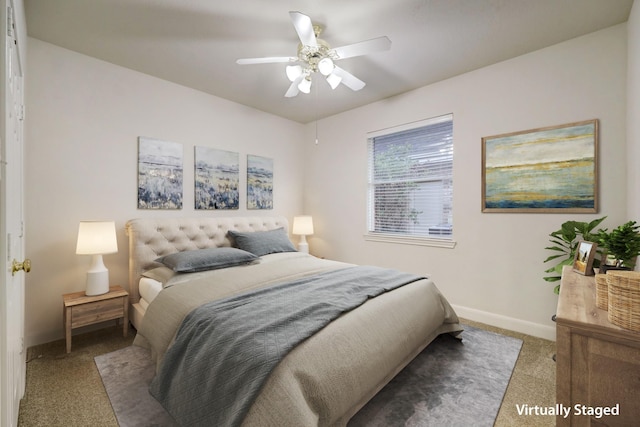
[289,11,317,47]
[332,66,366,91]
[237,57,297,65]
[284,75,304,97]
[331,36,392,59]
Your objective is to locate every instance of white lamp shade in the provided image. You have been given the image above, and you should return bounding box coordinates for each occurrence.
[76,221,118,255]
[293,216,314,236]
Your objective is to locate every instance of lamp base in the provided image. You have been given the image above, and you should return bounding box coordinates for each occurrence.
[86,270,109,296]
[298,236,309,254]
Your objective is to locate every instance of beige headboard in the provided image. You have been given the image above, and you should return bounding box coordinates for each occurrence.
[125,216,289,303]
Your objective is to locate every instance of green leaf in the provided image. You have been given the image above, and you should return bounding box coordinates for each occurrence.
[543,254,563,263]
[543,216,607,295]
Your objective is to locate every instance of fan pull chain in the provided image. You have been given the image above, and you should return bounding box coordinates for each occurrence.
[314,78,319,144]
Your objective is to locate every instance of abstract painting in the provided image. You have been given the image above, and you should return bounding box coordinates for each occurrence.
[482,119,598,213]
[247,154,273,210]
[194,147,239,210]
[137,137,183,209]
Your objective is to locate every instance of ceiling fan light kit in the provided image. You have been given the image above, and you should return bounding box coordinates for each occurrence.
[326,73,342,89]
[237,11,391,98]
[317,58,334,76]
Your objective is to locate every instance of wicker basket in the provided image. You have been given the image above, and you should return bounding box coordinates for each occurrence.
[595,273,608,310]
[607,271,640,332]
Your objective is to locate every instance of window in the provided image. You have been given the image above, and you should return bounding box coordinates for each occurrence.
[366,114,454,247]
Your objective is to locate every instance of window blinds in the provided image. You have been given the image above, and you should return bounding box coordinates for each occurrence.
[367,114,453,237]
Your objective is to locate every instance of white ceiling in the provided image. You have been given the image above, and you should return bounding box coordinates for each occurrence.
[24,0,633,124]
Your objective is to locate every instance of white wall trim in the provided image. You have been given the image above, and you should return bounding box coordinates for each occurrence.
[452,304,556,341]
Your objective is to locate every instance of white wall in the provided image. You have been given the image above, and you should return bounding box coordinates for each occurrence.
[629,1,640,224]
[304,25,629,340]
[24,38,306,346]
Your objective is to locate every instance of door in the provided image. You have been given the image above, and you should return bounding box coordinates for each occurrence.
[1,1,26,426]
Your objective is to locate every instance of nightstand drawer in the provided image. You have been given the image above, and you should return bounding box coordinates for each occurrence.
[71,297,125,328]
[63,286,129,353]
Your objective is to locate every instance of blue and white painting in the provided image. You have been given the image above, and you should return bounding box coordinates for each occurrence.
[137,137,183,209]
[195,147,239,210]
[247,155,273,210]
[482,120,597,212]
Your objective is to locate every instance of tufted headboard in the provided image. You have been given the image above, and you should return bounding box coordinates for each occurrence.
[125,216,289,304]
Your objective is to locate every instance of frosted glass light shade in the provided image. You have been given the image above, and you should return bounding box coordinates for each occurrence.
[318,58,334,76]
[326,73,342,89]
[298,78,312,94]
[286,65,303,82]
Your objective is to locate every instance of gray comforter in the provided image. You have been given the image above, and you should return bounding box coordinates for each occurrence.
[149,266,425,426]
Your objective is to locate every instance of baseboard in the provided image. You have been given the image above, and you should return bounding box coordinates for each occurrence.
[451,304,556,341]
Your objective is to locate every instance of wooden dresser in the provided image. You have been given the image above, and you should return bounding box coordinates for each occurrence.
[556,266,640,426]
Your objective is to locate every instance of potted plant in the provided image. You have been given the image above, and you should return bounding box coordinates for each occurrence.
[597,221,640,271]
[543,217,606,294]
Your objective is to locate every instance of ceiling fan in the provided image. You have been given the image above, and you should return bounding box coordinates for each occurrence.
[236,11,391,97]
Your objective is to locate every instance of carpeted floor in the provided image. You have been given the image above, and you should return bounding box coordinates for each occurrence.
[18,319,556,426]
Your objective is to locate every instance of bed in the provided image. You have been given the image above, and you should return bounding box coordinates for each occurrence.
[126,216,462,426]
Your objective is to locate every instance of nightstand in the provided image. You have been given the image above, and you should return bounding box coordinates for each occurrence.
[63,285,129,353]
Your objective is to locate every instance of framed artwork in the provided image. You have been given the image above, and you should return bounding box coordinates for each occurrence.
[194,147,239,210]
[482,119,598,213]
[137,137,183,209]
[247,154,273,210]
[573,240,597,276]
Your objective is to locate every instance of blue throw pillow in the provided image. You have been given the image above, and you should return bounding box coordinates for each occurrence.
[156,247,258,273]
[228,227,297,257]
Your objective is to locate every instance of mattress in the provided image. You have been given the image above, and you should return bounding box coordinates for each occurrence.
[139,277,162,306]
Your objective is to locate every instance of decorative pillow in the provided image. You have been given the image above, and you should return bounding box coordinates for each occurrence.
[228,227,297,257]
[142,266,176,284]
[155,247,258,273]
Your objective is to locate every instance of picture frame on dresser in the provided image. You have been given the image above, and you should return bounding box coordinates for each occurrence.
[572,240,597,276]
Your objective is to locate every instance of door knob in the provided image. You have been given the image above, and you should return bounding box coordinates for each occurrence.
[11,259,31,276]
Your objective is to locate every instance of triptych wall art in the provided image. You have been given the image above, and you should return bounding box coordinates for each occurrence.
[137,136,273,210]
[195,146,239,210]
[481,119,598,213]
[137,137,184,210]
[247,155,274,210]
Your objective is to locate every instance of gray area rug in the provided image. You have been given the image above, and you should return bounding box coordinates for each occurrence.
[95,325,521,427]
[95,345,178,427]
[349,325,522,426]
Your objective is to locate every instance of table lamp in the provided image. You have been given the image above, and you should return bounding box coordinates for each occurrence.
[292,216,314,254]
[76,221,118,296]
